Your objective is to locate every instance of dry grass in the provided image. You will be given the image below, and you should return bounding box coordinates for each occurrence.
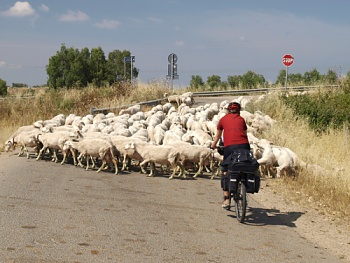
[0,82,175,149]
[248,91,350,225]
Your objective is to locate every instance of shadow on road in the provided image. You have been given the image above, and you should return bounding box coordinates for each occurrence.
[227,206,304,227]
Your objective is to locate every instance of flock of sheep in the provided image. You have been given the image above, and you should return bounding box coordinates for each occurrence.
[4,91,312,179]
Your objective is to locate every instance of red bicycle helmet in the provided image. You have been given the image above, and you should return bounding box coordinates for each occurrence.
[227,102,241,113]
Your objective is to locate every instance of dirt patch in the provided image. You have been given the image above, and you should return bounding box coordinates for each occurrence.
[255,178,350,262]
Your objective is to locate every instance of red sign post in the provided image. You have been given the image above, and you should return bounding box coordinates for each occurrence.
[282,54,294,88]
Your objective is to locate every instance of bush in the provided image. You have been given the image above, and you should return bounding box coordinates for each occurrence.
[281,89,350,133]
[0,78,7,96]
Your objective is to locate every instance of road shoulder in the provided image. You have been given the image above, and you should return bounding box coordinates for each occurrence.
[254,178,350,262]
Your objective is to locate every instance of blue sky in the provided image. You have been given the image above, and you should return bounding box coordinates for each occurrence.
[1,0,350,87]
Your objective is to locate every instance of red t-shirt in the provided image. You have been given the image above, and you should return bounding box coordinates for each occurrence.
[217,113,249,146]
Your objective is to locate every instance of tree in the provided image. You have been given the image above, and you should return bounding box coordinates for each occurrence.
[288,73,303,85]
[46,44,138,89]
[106,50,128,83]
[275,69,286,86]
[90,47,106,87]
[46,44,69,89]
[304,69,320,85]
[241,70,265,89]
[206,75,221,89]
[324,69,338,85]
[227,75,241,89]
[190,75,204,89]
[78,47,92,87]
[0,78,7,96]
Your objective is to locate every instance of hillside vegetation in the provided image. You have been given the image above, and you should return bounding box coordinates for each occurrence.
[1,83,349,226]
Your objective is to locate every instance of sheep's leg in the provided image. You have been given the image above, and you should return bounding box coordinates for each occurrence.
[70,148,77,166]
[36,147,46,161]
[169,165,176,179]
[276,167,281,178]
[51,149,58,162]
[171,162,185,179]
[97,161,107,173]
[204,165,211,173]
[112,157,119,175]
[26,148,30,159]
[148,162,155,177]
[193,161,204,178]
[77,153,85,168]
[121,155,132,171]
[179,163,186,178]
[140,160,153,177]
[110,151,119,175]
[18,146,24,157]
[60,151,67,165]
[140,161,148,174]
[86,155,92,171]
[210,170,216,180]
[90,157,96,168]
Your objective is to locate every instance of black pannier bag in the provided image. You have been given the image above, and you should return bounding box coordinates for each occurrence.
[222,149,260,194]
[223,149,259,174]
[223,172,261,194]
[246,173,256,193]
[221,172,239,193]
[254,175,261,193]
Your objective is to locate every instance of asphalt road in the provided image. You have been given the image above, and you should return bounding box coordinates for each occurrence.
[0,152,343,263]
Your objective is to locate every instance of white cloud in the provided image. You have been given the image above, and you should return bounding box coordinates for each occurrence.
[1,1,35,17]
[0,61,6,67]
[40,4,49,12]
[94,19,121,29]
[59,10,89,22]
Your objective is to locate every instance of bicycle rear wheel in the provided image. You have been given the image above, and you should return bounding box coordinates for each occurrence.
[234,182,247,223]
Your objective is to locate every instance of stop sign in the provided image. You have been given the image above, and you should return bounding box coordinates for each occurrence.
[282,54,294,67]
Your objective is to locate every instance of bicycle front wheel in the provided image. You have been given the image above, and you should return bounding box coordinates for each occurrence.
[234,182,247,223]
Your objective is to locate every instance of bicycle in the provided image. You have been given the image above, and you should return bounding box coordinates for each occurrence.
[228,171,257,223]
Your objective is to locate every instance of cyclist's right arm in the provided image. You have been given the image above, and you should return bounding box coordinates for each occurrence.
[211,129,223,149]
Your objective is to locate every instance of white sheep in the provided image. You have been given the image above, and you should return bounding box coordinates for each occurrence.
[36,130,82,164]
[109,135,148,172]
[5,130,42,159]
[119,104,141,115]
[63,138,118,174]
[190,129,213,147]
[124,141,185,179]
[165,141,213,178]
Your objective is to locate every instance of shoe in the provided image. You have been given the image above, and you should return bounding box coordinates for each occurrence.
[222,198,231,210]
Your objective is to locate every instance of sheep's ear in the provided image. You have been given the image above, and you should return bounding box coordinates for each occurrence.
[130,142,134,148]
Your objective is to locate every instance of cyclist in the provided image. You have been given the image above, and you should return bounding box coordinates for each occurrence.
[211,101,250,209]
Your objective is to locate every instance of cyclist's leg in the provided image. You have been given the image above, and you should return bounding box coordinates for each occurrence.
[221,171,231,209]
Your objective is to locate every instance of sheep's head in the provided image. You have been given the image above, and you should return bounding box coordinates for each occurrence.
[4,139,15,152]
[124,142,135,154]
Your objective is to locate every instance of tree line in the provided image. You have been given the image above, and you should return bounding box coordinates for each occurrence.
[190,68,341,90]
[46,44,139,89]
